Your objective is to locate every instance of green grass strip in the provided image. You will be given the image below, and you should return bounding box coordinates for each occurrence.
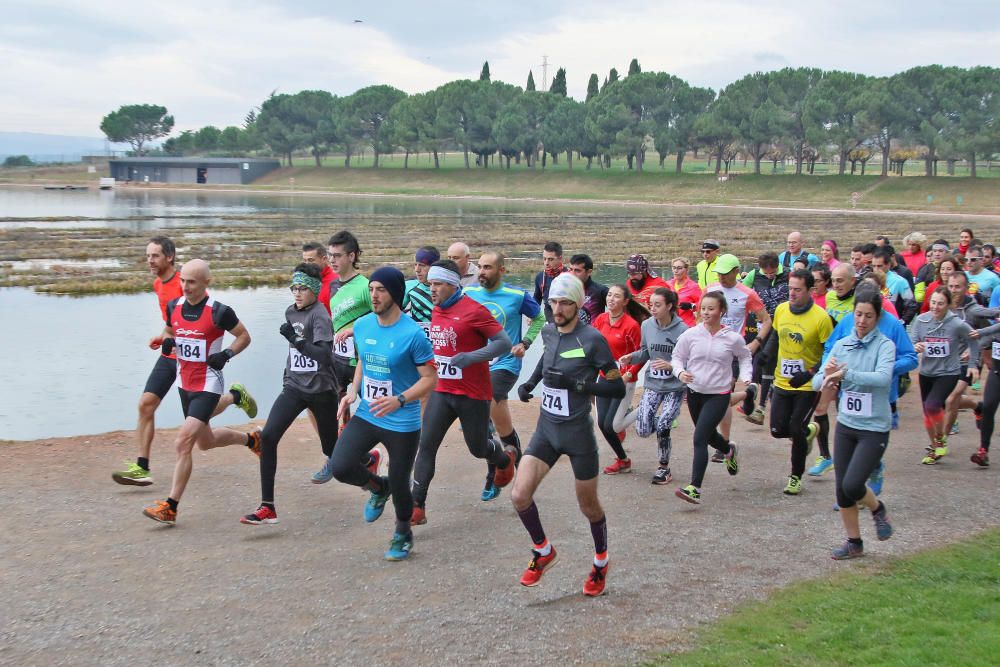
[650,528,1000,667]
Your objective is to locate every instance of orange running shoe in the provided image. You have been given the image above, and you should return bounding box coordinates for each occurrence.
[248,428,262,458]
[143,500,176,525]
[519,546,558,587]
[493,448,517,488]
[583,562,610,597]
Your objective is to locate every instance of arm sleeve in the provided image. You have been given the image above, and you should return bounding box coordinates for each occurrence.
[456,329,511,366]
[410,328,435,365]
[741,271,754,288]
[295,339,333,363]
[524,311,545,344]
[822,319,846,365]
[581,337,626,399]
[844,339,896,388]
[525,355,543,389]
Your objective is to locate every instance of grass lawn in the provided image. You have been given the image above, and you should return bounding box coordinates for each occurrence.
[650,528,1000,666]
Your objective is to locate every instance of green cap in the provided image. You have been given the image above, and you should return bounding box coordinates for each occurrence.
[714,253,741,274]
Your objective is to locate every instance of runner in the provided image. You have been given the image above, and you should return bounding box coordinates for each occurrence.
[410,261,515,525]
[323,267,437,560]
[819,240,841,270]
[142,259,256,525]
[778,231,818,270]
[669,257,702,327]
[956,228,974,258]
[626,253,669,310]
[900,232,928,277]
[511,273,624,596]
[402,245,440,336]
[696,239,721,289]
[300,242,339,313]
[970,319,1000,466]
[811,262,832,309]
[812,290,895,560]
[534,241,568,322]
[918,255,960,313]
[618,287,687,484]
[447,242,480,287]
[911,286,980,464]
[569,253,609,324]
[466,251,545,501]
[914,240,951,306]
[763,269,832,495]
[671,291,751,505]
[592,284,645,474]
[965,245,999,300]
[740,252,788,424]
[239,264,341,526]
[872,247,917,323]
[114,237,255,487]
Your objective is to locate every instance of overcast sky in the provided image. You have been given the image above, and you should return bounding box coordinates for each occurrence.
[2,0,998,136]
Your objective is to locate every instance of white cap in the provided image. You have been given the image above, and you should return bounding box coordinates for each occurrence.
[548,273,584,306]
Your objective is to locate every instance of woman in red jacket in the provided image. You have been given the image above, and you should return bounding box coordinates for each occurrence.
[670,256,702,327]
[593,284,648,473]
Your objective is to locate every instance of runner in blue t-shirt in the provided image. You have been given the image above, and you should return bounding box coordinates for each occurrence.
[466,251,545,499]
[319,267,436,561]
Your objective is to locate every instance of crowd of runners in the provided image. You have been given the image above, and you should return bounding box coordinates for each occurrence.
[113,226,999,595]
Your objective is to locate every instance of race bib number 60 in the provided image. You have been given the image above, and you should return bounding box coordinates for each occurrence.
[540,383,570,417]
[840,390,873,417]
[175,337,206,362]
[363,376,392,401]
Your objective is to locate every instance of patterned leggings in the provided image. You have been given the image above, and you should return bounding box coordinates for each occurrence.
[634,388,686,466]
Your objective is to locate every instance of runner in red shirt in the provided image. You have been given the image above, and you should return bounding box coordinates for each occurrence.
[113,237,256,488]
[301,242,339,314]
[626,253,670,310]
[410,260,516,525]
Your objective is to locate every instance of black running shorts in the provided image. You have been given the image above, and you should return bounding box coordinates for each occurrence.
[143,355,177,399]
[178,388,221,424]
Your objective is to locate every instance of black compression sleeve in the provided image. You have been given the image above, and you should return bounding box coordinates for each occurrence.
[582,376,626,399]
[295,339,333,364]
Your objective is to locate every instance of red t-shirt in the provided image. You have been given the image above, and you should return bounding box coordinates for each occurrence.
[428,296,503,401]
[318,265,339,314]
[627,275,670,310]
[154,272,184,359]
[593,312,642,380]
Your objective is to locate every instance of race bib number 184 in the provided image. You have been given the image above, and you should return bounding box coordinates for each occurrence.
[175,337,206,362]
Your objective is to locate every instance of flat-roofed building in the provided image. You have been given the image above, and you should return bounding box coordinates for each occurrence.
[109,157,281,185]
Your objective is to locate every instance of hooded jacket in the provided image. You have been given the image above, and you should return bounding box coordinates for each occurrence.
[910,311,979,377]
[625,314,688,393]
[812,327,896,432]
[672,323,752,394]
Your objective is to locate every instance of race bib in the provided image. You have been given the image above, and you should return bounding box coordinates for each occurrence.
[362,376,392,401]
[993,341,1000,361]
[779,358,805,378]
[649,365,673,379]
[540,383,569,417]
[435,355,463,380]
[288,348,317,373]
[721,315,742,330]
[175,337,206,363]
[840,390,873,417]
[924,338,950,358]
[334,336,355,359]
[418,321,431,340]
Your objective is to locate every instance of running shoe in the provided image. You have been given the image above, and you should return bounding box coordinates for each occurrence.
[240,504,279,525]
[805,422,819,454]
[651,467,672,485]
[807,456,833,476]
[783,475,802,495]
[385,531,414,561]
[674,484,701,504]
[672,418,679,429]
[411,506,427,526]
[710,451,725,463]
[971,381,982,393]
[974,402,983,430]
[867,461,885,496]
[247,428,262,458]
[949,422,960,435]
[520,547,559,587]
[872,504,893,541]
[143,500,176,525]
[492,448,518,488]
[367,448,381,477]
[970,448,990,467]
[745,407,765,425]
[603,458,632,475]
[112,461,152,486]
[922,445,948,465]
[311,456,336,484]
[724,444,739,476]
[230,383,258,419]
[481,483,501,502]
[583,562,610,597]
[741,382,759,416]
[831,540,864,560]
[891,411,899,430]
[364,479,391,522]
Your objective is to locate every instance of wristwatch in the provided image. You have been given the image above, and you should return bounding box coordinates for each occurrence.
[397,394,407,407]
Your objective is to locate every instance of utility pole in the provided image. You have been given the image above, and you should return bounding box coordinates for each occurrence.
[541,55,549,91]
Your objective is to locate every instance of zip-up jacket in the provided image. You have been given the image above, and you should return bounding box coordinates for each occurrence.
[672,323,752,394]
[625,314,688,393]
[813,327,896,432]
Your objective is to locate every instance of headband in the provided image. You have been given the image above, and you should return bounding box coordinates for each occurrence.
[427,266,461,287]
[415,247,440,266]
[291,271,322,295]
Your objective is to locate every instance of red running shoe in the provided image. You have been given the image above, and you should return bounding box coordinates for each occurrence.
[240,504,279,525]
[583,562,610,597]
[248,428,263,458]
[411,506,427,525]
[519,546,558,587]
[367,448,381,476]
[603,458,632,475]
[493,448,517,488]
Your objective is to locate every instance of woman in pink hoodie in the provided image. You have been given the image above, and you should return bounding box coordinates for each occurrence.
[671,291,753,505]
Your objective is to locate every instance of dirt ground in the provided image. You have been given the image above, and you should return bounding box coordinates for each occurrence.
[2,391,996,666]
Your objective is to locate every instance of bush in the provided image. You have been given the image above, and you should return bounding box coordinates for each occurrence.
[3,155,34,167]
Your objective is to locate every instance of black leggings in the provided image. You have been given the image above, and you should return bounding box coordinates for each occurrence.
[329,416,419,525]
[686,391,732,488]
[769,388,817,478]
[981,367,1000,451]
[412,391,507,506]
[833,423,888,508]
[918,374,959,427]
[260,386,340,502]
[596,377,627,460]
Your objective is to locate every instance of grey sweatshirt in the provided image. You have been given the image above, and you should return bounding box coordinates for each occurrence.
[910,311,978,377]
[626,314,688,393]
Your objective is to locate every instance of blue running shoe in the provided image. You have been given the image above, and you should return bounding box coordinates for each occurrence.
[364,479,390,522]
[311,456,336,484]
[481,484,501,501]
[867,461,885,496]
[385,531,413,561]
[872,503,893,541]
[949,422,959,435]
[891,411,899,430]
[808,456,833,477]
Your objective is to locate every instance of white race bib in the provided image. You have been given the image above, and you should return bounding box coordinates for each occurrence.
[363,376,392,401]
[334,336,355,359]
[924,338,950,358]
[175,337,206,363]
[779,358,805,379]
[418,321,431,340]
[993,341,1000,361]
[840,390,873,417]
[288,348,318,373]
[435,355,463,380]
[649,365,673,379]
[721,316,742,331]
[540,383,570,417]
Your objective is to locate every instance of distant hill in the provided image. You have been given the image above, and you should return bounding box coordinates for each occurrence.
[0,132,129,162]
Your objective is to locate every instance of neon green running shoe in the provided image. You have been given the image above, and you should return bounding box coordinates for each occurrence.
[231,383,257,419]
[805,421,818,456]
[112,461,152,486]
[783,475,802,495]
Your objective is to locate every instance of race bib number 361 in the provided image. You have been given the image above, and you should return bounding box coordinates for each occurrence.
[175,337,206,362]
[924,338,950,358]
[540,383,569,417]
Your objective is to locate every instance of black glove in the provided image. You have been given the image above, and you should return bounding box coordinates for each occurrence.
[207,349,233,371]
[543,368,584,391]
[517,383,534,403]
[279,322,298,343]
[788,370,814,389]
[160,337,175,356]
[678,302,694,311]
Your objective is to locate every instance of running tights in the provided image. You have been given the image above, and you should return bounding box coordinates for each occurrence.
[980,367,999,451]
[918,374,960,429]
[769,388,816,478]
[686,391,732,488]
[634,388,685,467]
[833,423,888,508]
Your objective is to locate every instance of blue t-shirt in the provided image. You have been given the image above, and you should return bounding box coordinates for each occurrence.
[990,285,1000,309]
[465,283,541,375]
[968,270,999,300]
[353,312,434,432]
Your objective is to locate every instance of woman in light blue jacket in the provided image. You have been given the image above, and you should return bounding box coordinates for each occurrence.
[812,290,896,560]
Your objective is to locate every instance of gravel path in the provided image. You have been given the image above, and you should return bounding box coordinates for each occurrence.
[2,393,996,666]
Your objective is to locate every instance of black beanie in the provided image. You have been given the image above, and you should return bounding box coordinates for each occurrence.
[369,266,406,308]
